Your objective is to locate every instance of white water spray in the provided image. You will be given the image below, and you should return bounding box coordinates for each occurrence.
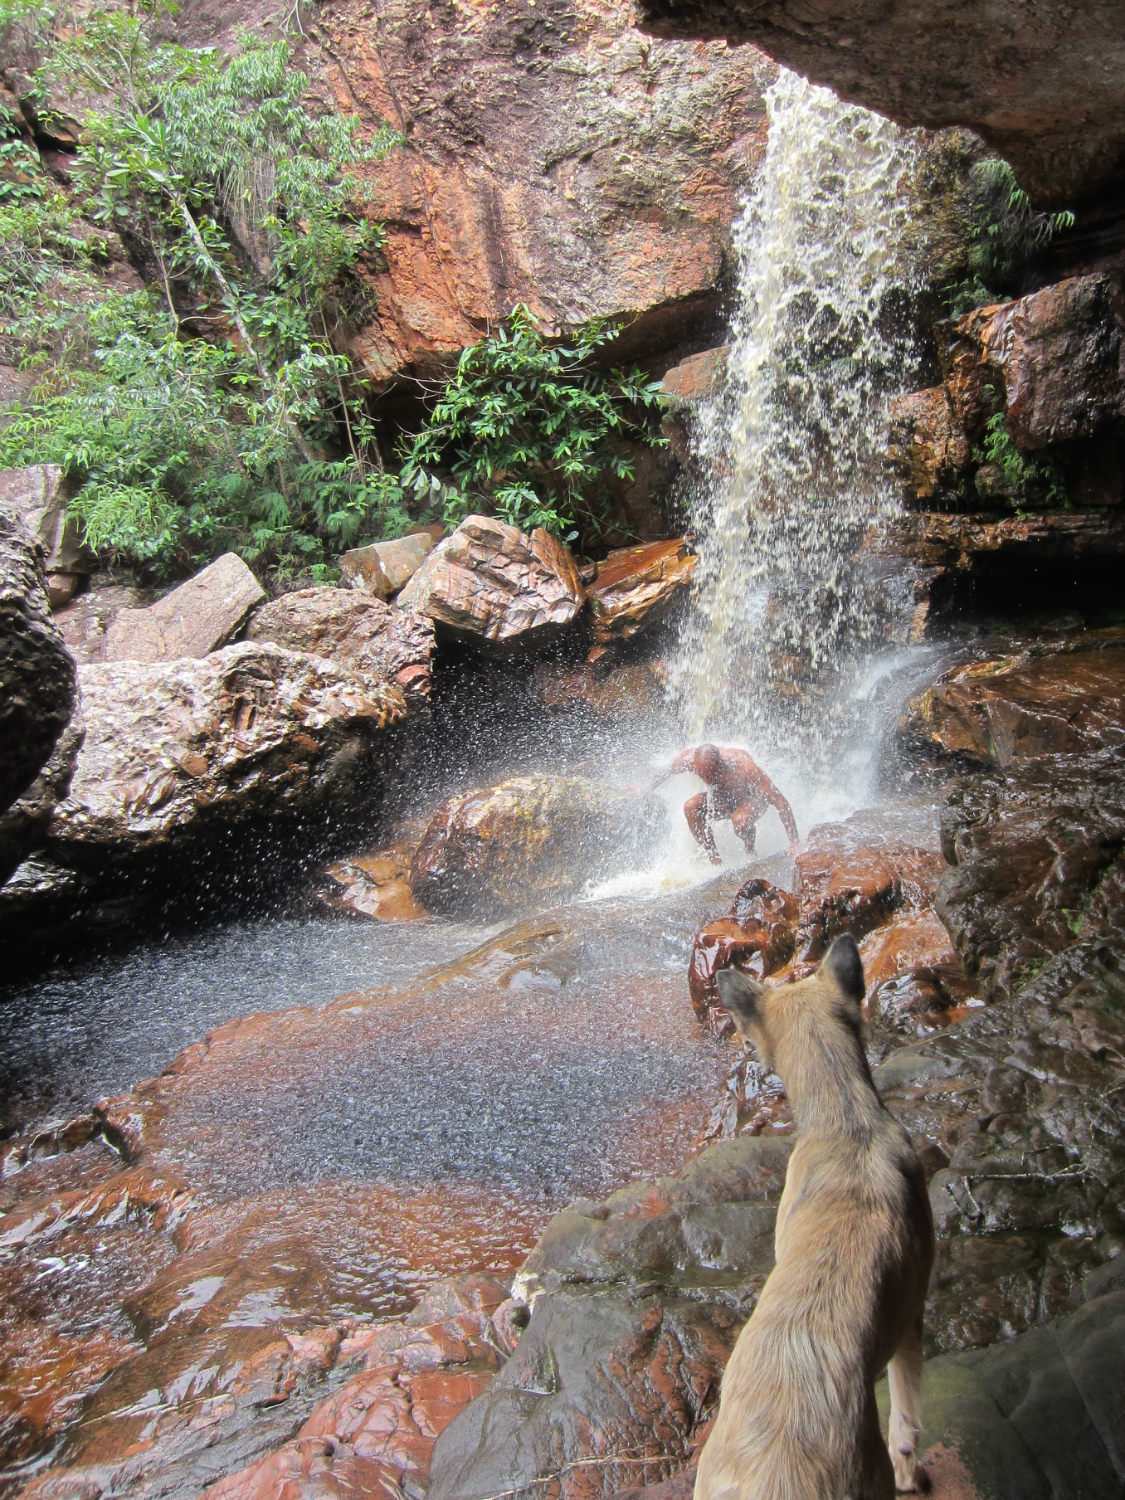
[672,72,921,776]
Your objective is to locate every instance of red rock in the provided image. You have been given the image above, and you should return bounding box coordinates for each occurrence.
[898,646,1125,768]
[287,12,774,392]
[858,910,960,1000]
[397,516,586,647]
[941,276,1125,450]
[202,1286,508,1500]
[532,659,667,718]
[687,879,798,1024]
[314,846,428,922]
[588,538,697,653]
[886,386,971,504]
[660,348,729,404]
[410,775,665,918]
[245,588,435,712]
[337,534,434,598]
[794,832,946,961]
[103,552,265,663]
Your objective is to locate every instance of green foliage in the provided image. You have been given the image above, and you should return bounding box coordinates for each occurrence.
[947,158,1076,316]
[401,305,666,545]
[976,411,1068,509]
[0,8,409,578]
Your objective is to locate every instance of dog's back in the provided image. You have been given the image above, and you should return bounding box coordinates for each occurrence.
[695,937,934,1500]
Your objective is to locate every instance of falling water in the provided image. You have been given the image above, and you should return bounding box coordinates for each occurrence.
[672,71,922,782]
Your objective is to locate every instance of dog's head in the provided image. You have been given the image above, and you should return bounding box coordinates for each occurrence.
[715,934,866,1071]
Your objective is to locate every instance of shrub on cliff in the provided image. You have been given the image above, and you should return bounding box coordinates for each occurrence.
[401,305,667,550]
[0,9,402,581]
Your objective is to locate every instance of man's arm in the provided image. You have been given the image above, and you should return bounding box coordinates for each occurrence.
[650,748,695,790]
[769,786,799,845]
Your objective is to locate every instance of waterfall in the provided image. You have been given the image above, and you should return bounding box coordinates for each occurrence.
[672,71,920,780]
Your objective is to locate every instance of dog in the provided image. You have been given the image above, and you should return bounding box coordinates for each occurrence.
[694,935,935,1500]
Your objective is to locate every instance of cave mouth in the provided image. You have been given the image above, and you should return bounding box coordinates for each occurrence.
[929,549,1125,632]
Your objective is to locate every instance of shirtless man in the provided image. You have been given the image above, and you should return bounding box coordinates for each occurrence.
[652,744,799,864]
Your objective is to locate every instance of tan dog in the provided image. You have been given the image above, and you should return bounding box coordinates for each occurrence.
[695,935,934,1500]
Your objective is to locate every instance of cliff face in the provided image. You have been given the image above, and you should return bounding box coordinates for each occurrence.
[172,0,776,388]
[636,0,1125,208]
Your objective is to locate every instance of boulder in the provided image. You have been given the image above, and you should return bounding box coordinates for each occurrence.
[0,507,76,880]
[409,775,667,918]
[338,532,435,597]
[314,846,428,923]
[588,538,698,654]
[396,516,586,648]
[103,552,265,663]
[245,587,435,711]
[936,747,1125,1001]
[513,1133,792,1307]
[54,579,143,663]
[940,276,1125,449]
[794,821,947,962]
[907,1289,1125,1500]
[687,878,798,1025]
[0,464,91,584]
[636,0,1125,205]
[45,643,406,859]
[659,347,729,405]
[427,1284,740,1500]
[897,646,1125,769]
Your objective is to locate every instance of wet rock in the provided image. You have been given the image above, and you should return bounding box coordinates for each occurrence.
[636,0,1125,205]
[338,532,435,598]
[427,1284,740,1500]
[103,553,265,663]
[588,538,698,655]
[46,643,406,861]
[866,509,1125,640]
[53,578,143,663]
[886,386,971,506]
[314,845,428,923]
[0,702,85,889]
[0,506,76,880]
[397,516,586,649]
[660,347,730,405]
[245,588,435,712]
[513,1133,790,1307]
[937,749,1125,999]
[532,659,667,719]
[0,463,91,580]
[898,647,1125,769]
[875,939,1125,1352]
[794,820,947,962]
[409,775,666,918]
[940,276,1125,449]
[908,1289,1125,1500]
[687,878,798,1024]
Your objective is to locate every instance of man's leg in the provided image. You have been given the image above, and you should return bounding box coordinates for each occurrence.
[731,801,758,856]
[684,792,721,864]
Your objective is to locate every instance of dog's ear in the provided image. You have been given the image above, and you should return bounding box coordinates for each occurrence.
[821,934,865,1005]
[716,967,766,1032]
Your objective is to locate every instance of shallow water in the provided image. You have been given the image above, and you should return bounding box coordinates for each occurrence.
[0,913,497,1135]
